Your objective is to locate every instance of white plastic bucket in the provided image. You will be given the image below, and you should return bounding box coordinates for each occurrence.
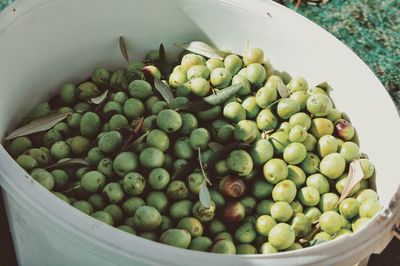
[0,0,399,265]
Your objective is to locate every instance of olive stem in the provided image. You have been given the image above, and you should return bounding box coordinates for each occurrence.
[261,129,275,139]
[266,98,284,109]
[197,147,212,185]
[59,184,81,194]
[299,223,321,245]
[269,137,284,146]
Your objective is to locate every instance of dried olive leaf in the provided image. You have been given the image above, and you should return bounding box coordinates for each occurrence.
[199,182,212,209]
[154,78,174,104]
[205,143,251,168]
[155,59,176,78]
[337,160,364,205]
[159,43,167,62]
[208,142,224,152]
[155,43,175,78]
[178,41,230,60]
[124,131,150,152]
[45,158,90,171]
[277,81,290,98]
[119,36,130,63]
[120,117,145,151]
[133,116,145,134]
[5,112,71,141]
[89,90,108,104]
[178,84,242,112]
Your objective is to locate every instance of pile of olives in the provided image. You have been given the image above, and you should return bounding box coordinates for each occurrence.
[5,44,381,254]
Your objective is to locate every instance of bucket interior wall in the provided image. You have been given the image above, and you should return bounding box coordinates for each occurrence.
[0,0,399,265]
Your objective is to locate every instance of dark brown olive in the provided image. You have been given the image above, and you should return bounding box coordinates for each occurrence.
[221,201,246,223]
[219,175,246,198]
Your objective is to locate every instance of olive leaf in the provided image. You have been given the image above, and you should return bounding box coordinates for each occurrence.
[133,116,145,134]
[5,112,71,141]
[45,158,90,171]
[205,143,251,168]
[120,117,145,152]
[341,112,351,122]
[89,90,108,104]
[315,81,333,92]
[337,160,364,206]
[154,78,174,104]
[198,147,211,185]
[177,41,230,60]
[119,36,130,63]
[154,43,175,77]
[123,131,149,152]
[308,239,328,246]
[199,182,212,209]
[159,43,166,62]
[198,147,212,208]
[208,142,224,152]
[178,84,242,112]
[277,81,290,98]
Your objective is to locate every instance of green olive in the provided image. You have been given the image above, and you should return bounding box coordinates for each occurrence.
[263,158,288,184]
[227,149,254,176]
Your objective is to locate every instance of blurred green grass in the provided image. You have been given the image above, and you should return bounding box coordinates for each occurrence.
[1,0,399,107]
[292,0,400,108]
